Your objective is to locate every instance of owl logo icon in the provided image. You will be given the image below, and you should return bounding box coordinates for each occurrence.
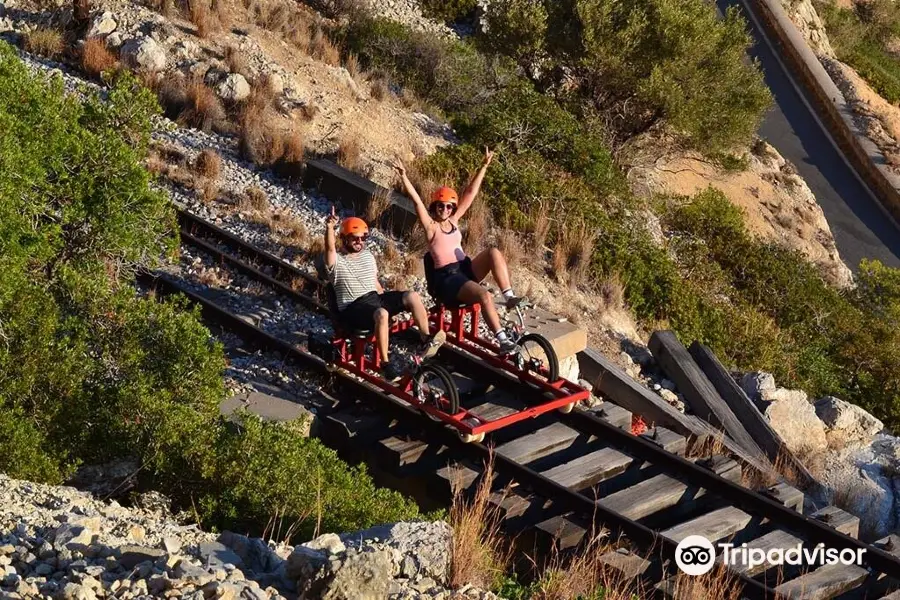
[675,535,716,576]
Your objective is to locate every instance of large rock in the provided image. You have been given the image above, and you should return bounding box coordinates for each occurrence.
[817,436,900,539]
[199,540,244,569]
[815,396,884,447]
[321,548,393,600]
[340,521,450,584]
[217,73,250,102]
[284,545,328,581]
[52,523,96,551]
[741,371,776,404]
[86,11,116,38]
[763,390,827,458]
[121,37,166,72]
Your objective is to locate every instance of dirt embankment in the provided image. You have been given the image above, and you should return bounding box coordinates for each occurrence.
[624,133,855,288]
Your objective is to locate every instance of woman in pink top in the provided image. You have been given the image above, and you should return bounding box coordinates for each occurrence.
[393,147,522,353]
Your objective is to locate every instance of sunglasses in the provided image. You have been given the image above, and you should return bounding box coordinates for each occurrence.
[433,202,455,212]
[347,235,368,243]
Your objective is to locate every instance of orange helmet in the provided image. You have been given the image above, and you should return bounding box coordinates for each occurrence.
[432,187,459,205]
[340,217,369,237]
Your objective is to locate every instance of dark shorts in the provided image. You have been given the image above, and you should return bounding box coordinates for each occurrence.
[432,257,477,305]
[338,291,407,332]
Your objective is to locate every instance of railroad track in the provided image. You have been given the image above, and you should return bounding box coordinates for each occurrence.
[143,207,900,599]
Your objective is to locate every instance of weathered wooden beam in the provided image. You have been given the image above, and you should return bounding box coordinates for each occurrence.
[649,331,768,466]
[496,422,581,465]
[599,456,740,521]
[775,563,868,599]
[577,348,773,474]
[690,342,822,494]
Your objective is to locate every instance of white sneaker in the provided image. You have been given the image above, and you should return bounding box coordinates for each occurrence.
[497,336,517,354]
[419,330,446,361]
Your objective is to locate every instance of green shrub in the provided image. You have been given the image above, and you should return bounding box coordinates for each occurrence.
[206,414,419,537]
[558,0,771,151]
[817,0,900,103]
[419,0,476,21]
[0,40,419,540]
[0,405,63,484]
[478,0,548,64]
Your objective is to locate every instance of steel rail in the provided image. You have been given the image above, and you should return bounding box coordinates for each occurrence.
[172,208,900,579]
[139,269,776,599]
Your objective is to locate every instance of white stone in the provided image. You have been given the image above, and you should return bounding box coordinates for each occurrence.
[763,392,827,457]
[741,371,776,402]
[217,73,251,102]
[303,533,345,556]
[265,72,284,96]
[87,11,116,38]
[121,37,166,72]
[815,396,883,447]
[106,32,123,48]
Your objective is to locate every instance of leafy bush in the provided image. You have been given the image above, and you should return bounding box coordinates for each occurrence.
[817,0,900,104]
[478,0,548,65]
[545,0,771,151]
[0,41,418,539]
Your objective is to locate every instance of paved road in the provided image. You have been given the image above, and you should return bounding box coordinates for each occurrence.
[718,0,900,270]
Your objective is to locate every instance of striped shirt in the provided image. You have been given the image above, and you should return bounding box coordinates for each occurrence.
[326,250,379,311]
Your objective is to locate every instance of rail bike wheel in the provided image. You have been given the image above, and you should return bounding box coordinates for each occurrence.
[515,333,560,383]
[413,363,460,421]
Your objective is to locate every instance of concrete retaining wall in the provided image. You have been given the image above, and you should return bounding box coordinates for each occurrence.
[747,0,900,224]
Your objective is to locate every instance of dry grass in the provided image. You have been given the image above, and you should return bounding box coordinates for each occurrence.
[224,45,251,78]
[177,79,226,132]
[337,132,363,172]
[199,180,220,205]
[531,201,552,252]
[598,273,625,312]
[666,566,743,600]
[370,77,388,101]
[686,432,728,459]
[24,28,65,59]
[299,101,320,121]
[189,0,217,37]
[528,536,638,600]
[496,229,524,270]
[241,185,270,213]
[449,455,509,590]
[81,37,119,80]
[196,266,231,287]
[551,220,596,288]
[270,211,308,247]
[402,254,424,277]
[462,197,492,255]
[193,149,222,180]
[366,187,392,223]
[238,89,286,166]
[309,26,341,65]
[381,239,400,269]
[306,236,326,258]
[344,52,362,80]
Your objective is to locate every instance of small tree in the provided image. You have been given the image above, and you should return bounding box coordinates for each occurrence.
[479,0,548,67]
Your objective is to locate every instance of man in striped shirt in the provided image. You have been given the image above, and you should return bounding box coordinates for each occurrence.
[324,210,445,381]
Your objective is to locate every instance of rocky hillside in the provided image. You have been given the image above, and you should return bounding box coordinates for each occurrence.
[0,474,495,600]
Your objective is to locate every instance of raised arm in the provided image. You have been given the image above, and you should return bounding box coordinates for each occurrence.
[392,158,434,238]
[455,147,494,221]
[324,206,338,269]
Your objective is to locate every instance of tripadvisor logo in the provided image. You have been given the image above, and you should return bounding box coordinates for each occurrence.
[674,535,867,575]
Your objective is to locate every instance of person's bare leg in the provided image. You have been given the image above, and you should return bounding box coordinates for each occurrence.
[471,247,511,290]
[456,281,500,333]
[403,291,430,339]
[373,308,390,362]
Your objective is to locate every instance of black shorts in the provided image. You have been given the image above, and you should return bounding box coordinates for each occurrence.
[432,257,477,305]
[338,291,407,332]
